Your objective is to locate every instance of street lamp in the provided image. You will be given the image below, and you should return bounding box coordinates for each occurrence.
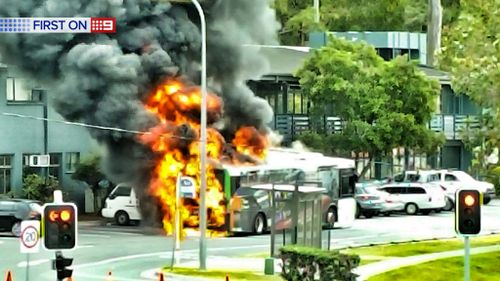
[190,0,208,271]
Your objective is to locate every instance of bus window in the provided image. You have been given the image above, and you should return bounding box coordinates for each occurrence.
[318,167,339,197]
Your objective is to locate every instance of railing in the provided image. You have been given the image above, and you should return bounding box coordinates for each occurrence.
[271,114,480,142]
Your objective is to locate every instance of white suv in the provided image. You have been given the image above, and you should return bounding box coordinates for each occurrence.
[379,183,446,215]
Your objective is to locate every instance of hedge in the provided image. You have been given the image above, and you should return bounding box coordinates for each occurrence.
[279,245,360,281]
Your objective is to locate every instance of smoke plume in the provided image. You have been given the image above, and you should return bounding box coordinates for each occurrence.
[0,0,279,226]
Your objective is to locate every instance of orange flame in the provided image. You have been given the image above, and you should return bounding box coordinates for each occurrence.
[139,79,268,235]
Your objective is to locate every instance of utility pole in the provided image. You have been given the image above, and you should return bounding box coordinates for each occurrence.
[427,0,442,66]
[313,0,320,23]
[190,0,208,271]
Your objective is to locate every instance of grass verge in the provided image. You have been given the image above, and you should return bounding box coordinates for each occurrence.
[342,234,500,257]
[368,250,500,281]
[164,267,282,281]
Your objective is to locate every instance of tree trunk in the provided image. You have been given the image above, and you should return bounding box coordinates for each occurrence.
[427,0,443,66]
[359,156,374,179]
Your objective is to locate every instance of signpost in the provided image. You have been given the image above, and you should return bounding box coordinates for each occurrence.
[20,220,41,281]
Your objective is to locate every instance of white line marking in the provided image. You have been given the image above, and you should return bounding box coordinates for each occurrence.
[74,244,268,269]
[79,233,111,238]
[80,230,140,236]
[77,245,95,249]
[17,259,50,268]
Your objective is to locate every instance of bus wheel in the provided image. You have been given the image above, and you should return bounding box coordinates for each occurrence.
[115,211,130,226]
[253,213,266,234]
[326,207,337,228]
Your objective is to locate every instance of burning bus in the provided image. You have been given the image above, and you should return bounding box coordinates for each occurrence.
[102,147,357,234]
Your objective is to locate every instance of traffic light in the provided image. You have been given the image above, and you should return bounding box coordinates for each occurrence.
[54,251,73,280]
[43,203,78,250]
[455,189,481,235]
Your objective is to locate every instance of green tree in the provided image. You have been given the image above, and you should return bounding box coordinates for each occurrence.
[22,174,60,203]
[297,36,443,177]
[439,0,499,183]
[273,0,461,45]
[72,153,106,213]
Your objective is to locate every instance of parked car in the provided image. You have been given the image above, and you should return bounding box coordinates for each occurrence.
[394,169,496,208]
[378,183,446,215]
[355,182,404,218]
[0,199,42,237]
[434,170,496,206]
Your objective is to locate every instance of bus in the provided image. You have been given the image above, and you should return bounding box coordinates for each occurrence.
[102,148,358,234]
[218,148,357,234]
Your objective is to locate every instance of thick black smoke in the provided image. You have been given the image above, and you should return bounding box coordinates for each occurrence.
[0,0,279,226]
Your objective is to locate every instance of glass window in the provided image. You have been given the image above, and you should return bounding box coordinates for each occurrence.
[254,190,270,209]
[113,186,132,197]
[0,155,13,194]
[267,95,276,112]
[276,93,284,114]
[294,91,302,114]
[408,187,426,194]
[65,152,80,173]
[287,92,294,114]
[444,174,457,181]
[6,77,42,102]
[49,153,61,180]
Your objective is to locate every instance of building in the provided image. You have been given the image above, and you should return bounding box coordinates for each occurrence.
[0,64,97,209]
[246,31,481,177]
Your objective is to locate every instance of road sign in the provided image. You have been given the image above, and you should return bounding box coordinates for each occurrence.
[20,220,40,253]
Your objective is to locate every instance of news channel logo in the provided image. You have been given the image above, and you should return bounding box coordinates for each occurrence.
[0,17,116,33]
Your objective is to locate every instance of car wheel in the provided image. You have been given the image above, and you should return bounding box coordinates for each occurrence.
[11,221,22,237]
[405,203,418,215]
[443,198,454,211]
[253,213,266,234]
[115,211,130,226]
[326,207,337,228]
[484,196,491,205]
[355,204,361,219]
[384,212,391,217]
[363,211,374,219]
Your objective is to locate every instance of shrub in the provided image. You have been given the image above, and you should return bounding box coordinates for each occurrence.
[279,245,360,281]
[22,174,60,203]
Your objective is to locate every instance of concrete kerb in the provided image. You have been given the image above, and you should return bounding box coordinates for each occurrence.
[354,245,500,281]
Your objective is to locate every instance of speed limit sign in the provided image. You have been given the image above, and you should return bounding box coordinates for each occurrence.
[20,220,40,253]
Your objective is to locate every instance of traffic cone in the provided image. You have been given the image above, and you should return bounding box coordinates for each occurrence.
[158,272,164,281]
[225,275,229,281]
[4,271,13,281]
[66,277,73,281]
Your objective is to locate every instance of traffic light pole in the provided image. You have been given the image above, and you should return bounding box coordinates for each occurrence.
[464,235,470,281]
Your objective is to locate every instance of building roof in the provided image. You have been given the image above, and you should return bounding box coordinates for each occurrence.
[244,44,451,84]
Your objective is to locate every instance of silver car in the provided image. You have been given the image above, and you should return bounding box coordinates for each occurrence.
[355,183,404,218]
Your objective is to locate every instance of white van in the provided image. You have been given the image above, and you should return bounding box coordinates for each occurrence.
[101,183,141,225]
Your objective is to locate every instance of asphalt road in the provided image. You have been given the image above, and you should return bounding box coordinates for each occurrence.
[1,200,499,281]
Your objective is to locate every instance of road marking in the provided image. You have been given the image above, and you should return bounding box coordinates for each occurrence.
[80,230,141,236]
[77,245,95,249]
[0,241,3,244]
[74,244,268,269]
[17,259,50,268]
[79,233,111,238]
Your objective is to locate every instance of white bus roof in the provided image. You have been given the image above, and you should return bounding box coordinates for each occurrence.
[221,148,355,176]
[250,183,326,193]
